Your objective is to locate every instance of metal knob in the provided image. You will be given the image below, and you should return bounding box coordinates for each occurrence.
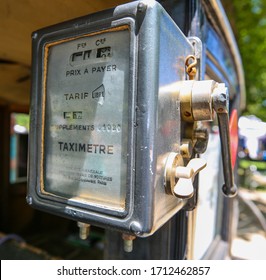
[174,158,207,199]
[212,84,237,197]
[164,153,206,198]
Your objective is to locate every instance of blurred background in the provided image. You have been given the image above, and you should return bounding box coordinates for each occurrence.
[231,115,266,259]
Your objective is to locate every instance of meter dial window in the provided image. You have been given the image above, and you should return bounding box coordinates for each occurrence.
[42,26,130,212]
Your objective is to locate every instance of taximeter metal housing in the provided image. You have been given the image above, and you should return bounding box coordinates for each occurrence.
[28,0,195,236]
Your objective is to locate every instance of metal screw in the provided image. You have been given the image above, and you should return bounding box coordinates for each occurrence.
[184,111,192,117]
[26,196,33,205]
[180,140,192,158]
[77,222,90,240]
[137,2,147,13]
[122,234,136,253]
[32,32,38,40]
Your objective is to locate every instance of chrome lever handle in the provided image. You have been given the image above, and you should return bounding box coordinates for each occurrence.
[212,84,237,197]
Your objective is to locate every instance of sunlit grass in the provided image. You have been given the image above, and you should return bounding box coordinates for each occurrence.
[239,159,266,171]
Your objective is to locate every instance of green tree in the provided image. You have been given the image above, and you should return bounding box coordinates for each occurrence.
[222,0,266,121]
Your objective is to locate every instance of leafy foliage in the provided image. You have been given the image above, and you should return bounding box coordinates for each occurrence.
[222,0,266,121]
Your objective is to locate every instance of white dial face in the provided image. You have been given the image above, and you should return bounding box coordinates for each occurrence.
[42,26,130,211]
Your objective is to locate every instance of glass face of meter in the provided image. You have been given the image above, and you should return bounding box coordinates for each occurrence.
[42,26,130,212]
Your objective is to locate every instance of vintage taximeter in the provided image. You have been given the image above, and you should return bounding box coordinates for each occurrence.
[27,0,236,251]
